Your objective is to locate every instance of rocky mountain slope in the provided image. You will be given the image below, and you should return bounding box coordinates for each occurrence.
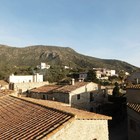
[0,44,138,73]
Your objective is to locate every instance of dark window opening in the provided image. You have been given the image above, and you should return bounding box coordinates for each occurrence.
[77,94,80,100]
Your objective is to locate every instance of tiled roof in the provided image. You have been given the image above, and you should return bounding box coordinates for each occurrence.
[53,82,90,93]
[127,102,140,113]
[0,80,8,85]
[127,84,140,89]
[0,95,73,140]
[0,90,14,97]
[31,85,61,93]
[20,96,112,120]
[31,82,90,94]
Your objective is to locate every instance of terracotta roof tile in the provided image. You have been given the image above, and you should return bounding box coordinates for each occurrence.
[127,102,140,113]
[31,85,61,93]
[19,96,112,120]
[0,80,8,85]
[0,95,73,140]
[53,82,90,93]
[0,90,14,97]
[127,84,140,89]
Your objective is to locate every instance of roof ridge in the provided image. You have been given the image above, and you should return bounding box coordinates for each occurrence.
[14,95,111,120]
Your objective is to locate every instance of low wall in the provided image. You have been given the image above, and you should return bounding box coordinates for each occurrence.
[11,82,49,93]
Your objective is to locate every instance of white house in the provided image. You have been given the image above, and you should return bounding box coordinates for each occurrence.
[29,80,108,112]
[9,73,43,83]
[93,68,116,79]
[9,73,48,93]
[40,62,50,69]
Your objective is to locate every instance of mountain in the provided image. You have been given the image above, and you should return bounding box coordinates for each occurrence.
[0,44,139,73]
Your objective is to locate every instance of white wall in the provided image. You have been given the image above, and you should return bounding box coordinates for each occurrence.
[9,73,43,83]
[69,82,98,110]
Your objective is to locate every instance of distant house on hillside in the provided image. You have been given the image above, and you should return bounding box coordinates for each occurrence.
[40,62,50,69]
[79,72,88,81]
[0,95,111,140]
[126,84,140,140]
[93,68,116,79]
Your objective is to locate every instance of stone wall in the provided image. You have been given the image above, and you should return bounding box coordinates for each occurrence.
[127,107,140,140]
[31,92,69,103]
[46,119,109,140]
[70,82,98,110]
[12,82,49,93]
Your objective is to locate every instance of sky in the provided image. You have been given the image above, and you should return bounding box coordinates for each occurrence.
[0,0,140,67]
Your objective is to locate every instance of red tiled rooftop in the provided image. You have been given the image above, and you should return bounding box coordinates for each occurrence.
[31,85,61,93]
[0,95,73,140]
[0,90,14,97]
[53,82,90,93]
[20,96,112,120]
[127,102,140,113]
[0,80,8,85]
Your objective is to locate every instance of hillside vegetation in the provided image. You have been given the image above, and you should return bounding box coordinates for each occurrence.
[0,44,139,79]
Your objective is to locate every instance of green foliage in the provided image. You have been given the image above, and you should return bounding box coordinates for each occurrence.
[44,66,69,82]
[85,70,98,82]
[108,75,119,84]
[118,70,127,83]
[0,45,138,81]
[112,82,120,97]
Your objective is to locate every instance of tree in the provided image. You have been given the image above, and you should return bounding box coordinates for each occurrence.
[118,70,126,83]
[86,70,97,82]
[112,82,120,97]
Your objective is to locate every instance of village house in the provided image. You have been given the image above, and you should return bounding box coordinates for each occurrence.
[127,71,140,84]
[0,94,111,140]
[93,68,116,79]
[126,84,140,140]
[40,62,50,69]
[9,73,48,93]
[79,72,88,81]
[9,73,43,83]
[29,80,108,112]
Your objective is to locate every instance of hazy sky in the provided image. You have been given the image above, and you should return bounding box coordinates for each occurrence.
[0,0,140,67]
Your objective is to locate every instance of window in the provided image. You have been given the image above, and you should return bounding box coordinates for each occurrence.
[43,95,48,100]
[77,94,80,100]
[130,119,136,131]
[90,92,94,102]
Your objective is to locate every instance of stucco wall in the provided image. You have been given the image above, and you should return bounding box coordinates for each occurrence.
[70,83,99,110]
[30,92,69,103]
[127,108,140,140]
[9,73,43,83]
[46,119,109,140]
[12,82,49,93]
[126,89,140,103]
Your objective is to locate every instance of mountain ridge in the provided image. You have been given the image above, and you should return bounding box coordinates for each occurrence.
[0,44,139,73]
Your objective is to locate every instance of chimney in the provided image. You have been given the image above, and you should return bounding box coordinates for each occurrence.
[72,78,75,85]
